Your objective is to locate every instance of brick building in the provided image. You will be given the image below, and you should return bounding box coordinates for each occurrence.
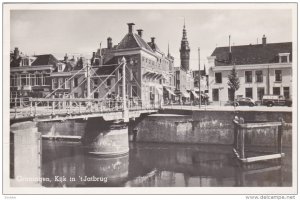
[90,23,175,107]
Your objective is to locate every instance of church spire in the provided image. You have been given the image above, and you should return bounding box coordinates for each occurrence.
[182,18,187,40]
[180,18,190,71]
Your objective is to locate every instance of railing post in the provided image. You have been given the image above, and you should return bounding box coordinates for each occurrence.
[15,97,17,108]
[67,100,70,115]
[30,101,33,116]
[52,101,55,115]
[79,102,81,114]
[14,107,17,118]
[34,102,37,116]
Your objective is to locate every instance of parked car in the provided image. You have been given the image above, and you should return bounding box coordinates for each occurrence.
[262,95,292,107]
[232,97,256,107]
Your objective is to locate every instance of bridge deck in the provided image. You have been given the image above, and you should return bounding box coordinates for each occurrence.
[10,98,159,122]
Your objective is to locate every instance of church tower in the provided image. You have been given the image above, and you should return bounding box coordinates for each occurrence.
[180,19,190,71]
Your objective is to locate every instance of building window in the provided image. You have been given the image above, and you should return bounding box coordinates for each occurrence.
[58,64,63,72]
[10,75,17,87]
[281,56,288,63]
[283,87,290,99]
[36,74,45,85]
[131,85,138,97]
[94,58,100,65]
[118,68,123,78]
[106,79,111,86]
[215,72,222,83]
[94,92,99,99]
[255,71,263,83]
[275,70,282,82]
[119,85,123,97]
[52,78,57,90]
[94,79,98,86]
[131,71,137,81]
[245,71,252,83]
[21,59,29,66]
[245,88,253,98]
[65,78,70,89]
[30,74,36,86]
[257,87,265,100]
[73,78,78,87]
[58,78,64,89]
[212,89,219,101]
[21,74,26,86]
[273,87,280,95]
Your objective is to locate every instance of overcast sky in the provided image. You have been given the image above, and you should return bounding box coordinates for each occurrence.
[10,9,292,70]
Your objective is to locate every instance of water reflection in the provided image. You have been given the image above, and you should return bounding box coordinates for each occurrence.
[41,141,292,187]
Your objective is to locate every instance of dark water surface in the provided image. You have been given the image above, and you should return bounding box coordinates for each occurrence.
[41,140,292,187]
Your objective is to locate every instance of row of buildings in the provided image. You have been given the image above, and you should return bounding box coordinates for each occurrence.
[10,22,292,106]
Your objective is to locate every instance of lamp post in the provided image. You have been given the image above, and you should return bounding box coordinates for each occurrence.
[198,47,201,109]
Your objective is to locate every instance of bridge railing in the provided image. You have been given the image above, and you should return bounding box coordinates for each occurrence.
[10,97,159,119]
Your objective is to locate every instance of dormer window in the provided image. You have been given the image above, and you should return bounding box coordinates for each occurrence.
[94,58,100,65]
[21,58,29,66]
[278,53,290,63]
[57,63,63,72]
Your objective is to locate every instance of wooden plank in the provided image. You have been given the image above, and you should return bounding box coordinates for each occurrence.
[244,153,285,163]
[243,165,281,176]
[42,135,81,140]
[238,122,282,129]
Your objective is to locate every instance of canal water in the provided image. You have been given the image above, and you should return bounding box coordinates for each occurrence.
[10,111,293,188]
[40,140,292,187]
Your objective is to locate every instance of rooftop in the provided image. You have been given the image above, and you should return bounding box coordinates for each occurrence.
[211,42,292,66]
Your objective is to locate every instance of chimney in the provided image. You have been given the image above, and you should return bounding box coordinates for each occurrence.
[229,35,231,53]
[64,53,68,61]
[137,29,143,38]
[107,37,112,49]
[262,34,267,45]
[151,37,155,44]
[228,35,232,63]
[14,47,19,59]
[127,23,135,34]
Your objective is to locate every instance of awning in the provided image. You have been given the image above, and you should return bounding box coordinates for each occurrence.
[156,86,163,95]
[181,91,190,98]
[164,87,175,96]
[191,90,199,98]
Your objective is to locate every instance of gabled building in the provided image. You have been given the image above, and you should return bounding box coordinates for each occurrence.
[207,35,292,104]
[90,23,175,107]
[10,48,59,98]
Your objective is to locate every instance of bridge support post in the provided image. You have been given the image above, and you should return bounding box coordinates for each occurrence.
[122,57,129,123]
[10,122,41,186]
[83,119,129,156]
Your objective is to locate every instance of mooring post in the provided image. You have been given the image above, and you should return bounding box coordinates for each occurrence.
[233,116,238,149]
[278,118,284,154]
[239,117,245,159]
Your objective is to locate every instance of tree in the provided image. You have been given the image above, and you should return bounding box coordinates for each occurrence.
[227,65,240,105]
